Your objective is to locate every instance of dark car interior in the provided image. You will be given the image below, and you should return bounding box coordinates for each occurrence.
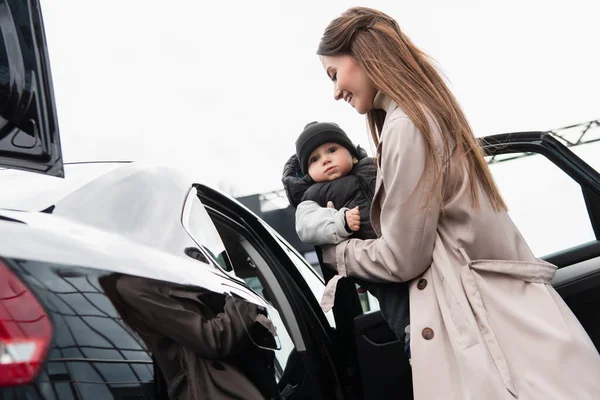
[550,241,600,351]
[319,256,414,400]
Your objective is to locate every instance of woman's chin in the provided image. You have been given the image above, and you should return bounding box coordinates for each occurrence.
[352,102,372,115]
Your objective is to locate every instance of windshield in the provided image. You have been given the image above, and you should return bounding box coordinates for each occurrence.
[0,162,127,211]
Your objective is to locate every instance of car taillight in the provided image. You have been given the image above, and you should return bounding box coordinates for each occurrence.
[0,260,52,387]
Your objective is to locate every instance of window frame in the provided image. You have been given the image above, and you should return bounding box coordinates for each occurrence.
[481,132,600,266]
[180,186,237,275]
[202,205,307,352]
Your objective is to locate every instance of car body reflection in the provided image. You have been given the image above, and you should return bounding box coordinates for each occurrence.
[99,274,280,400]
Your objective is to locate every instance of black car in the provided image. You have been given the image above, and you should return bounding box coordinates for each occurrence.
[1,0,600,399]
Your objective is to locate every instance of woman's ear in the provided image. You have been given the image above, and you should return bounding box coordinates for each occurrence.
[352,157,358,165]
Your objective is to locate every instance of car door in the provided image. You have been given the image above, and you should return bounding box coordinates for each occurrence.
[0,0,63,177]
[196,184,355,400]
[481,131,600,349]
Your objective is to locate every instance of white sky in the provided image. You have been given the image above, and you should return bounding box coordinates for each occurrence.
[39,0,599,197]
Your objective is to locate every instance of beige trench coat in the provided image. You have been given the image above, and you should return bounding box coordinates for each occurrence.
[323,92,600,399]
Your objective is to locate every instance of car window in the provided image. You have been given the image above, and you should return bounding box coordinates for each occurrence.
[488,152,596,256]
[182,189,234,272]
[205,213,309,392]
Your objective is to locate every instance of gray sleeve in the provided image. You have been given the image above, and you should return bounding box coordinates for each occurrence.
[295,200,351,245]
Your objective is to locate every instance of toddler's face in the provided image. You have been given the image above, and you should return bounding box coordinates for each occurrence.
[307,142,354,182]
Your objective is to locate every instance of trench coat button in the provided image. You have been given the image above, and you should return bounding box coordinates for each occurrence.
[211,361,225,371]
[422,327,434,340]
[417,279,427,290]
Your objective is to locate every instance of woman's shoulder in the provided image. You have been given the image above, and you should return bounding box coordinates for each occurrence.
[380,111,417,147]
[387,105,410,124]
[379,101,412,141]
[382,105,447,153]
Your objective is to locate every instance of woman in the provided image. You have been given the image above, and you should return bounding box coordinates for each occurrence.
[315,6,600,399]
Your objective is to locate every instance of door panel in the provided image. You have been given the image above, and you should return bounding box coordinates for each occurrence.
[484,132,600,350]
[353,311,413,400]
[196,186,348,399]
[545,241,600,268]
[552,252,600,350]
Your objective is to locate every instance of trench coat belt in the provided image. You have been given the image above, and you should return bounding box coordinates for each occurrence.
[458,247,557,399]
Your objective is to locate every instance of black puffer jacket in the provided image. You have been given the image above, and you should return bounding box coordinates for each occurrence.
[281,145,377,240]
[282,146,410,341]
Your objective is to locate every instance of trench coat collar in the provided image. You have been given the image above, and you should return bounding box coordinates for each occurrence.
[373,91,405,143]
[373,90,396,116]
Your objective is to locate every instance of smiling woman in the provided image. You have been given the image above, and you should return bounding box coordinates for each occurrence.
[309,7,600,400]
[320,54,378,115]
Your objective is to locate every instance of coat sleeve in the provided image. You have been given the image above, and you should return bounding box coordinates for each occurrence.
[116,276,255,358]
[295,200,351,245]
[322,116,442,283]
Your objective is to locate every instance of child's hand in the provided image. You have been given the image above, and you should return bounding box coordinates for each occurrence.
[345,206,360,232]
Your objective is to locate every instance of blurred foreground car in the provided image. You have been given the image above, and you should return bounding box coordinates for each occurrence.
[2,1,600,399]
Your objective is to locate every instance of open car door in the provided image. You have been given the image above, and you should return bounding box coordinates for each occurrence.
[481,131,600,349]
[348,129,600,400]
[0,0,63,177]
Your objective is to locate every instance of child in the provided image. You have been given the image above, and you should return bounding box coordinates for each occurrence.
[282,121,410,341]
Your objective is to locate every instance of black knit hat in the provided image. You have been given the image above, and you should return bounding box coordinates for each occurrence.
[295,121,358,174]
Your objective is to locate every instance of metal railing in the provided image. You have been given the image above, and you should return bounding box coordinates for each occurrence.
[486,119,599,164]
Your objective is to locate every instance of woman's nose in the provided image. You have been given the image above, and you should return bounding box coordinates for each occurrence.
[334,84,342,101]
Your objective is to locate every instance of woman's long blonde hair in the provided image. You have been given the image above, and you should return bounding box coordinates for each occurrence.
[317,7,506,211]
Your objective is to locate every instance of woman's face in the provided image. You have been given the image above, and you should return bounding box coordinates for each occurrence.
[320,54,377,115]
